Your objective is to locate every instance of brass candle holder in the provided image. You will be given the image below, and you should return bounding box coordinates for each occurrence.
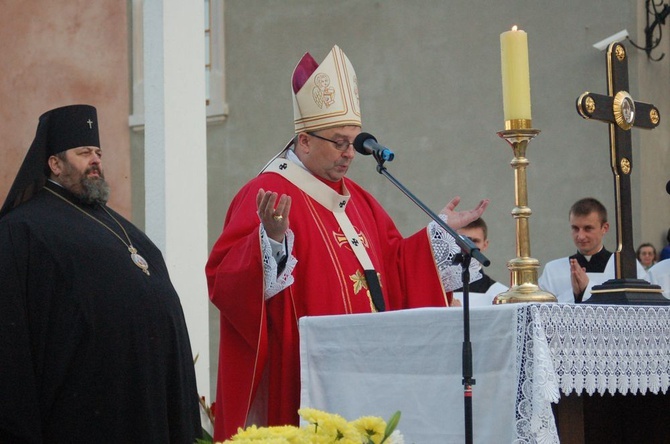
[493,122,556,304]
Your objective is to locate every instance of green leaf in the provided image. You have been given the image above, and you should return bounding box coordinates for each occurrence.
[202,428,213,440]
[194,427,213,443]
[380,411,401,443]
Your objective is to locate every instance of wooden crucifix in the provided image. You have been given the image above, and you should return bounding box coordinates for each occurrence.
[575,41,667,304]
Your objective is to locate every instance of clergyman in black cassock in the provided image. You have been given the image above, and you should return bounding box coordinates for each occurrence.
[0,104,201,443]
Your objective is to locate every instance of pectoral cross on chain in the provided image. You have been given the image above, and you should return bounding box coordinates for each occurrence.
[576,42,660,280]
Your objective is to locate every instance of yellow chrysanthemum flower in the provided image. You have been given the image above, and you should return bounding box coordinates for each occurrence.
[351,416,386,444]
[222,409,401,444]
[227,424,304,442]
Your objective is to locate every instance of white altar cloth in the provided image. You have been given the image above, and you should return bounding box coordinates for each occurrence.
[299,305,519,443]
[299,303,670,443]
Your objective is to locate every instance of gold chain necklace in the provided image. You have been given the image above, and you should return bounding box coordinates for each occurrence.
[44,186,151,276]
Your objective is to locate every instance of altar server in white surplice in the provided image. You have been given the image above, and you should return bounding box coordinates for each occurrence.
[539,197,646,304]
[452,218,508,307]
[647,259,670,299]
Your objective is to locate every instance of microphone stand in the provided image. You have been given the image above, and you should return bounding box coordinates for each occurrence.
[371,152,489,444]
[454,251,474,444]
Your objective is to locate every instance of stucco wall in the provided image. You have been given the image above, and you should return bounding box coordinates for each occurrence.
[3,0,665,404]
[1,2,665,294]
[209,0,655,285]
[0,1,130,217]
[637,0,670,253]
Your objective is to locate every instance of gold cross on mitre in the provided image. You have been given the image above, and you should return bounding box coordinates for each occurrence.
[575,41,667,305]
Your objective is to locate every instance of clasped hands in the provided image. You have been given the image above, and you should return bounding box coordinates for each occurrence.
[570,258,590,297]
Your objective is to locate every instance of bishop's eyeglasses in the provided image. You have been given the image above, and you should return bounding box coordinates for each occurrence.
[308,132,355,151]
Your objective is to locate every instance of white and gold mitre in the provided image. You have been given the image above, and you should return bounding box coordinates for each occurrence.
[291,45,361,133]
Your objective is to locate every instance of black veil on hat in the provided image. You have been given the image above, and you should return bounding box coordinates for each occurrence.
[0,104,100,219]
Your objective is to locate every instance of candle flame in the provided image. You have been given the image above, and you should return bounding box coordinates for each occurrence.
[512,25,518,31]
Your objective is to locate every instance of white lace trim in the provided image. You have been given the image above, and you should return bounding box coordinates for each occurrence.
[261,227,296,300]
[514,303,670,443]
[515,305,560,443]
[428,215,482,291]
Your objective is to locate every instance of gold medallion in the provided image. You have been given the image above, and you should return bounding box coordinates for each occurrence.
[615,44,626,62]
[613,91,635,130]
[129,246,151,275]
[585,96,596,114]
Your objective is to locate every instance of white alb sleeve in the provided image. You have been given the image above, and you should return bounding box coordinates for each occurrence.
[428,214,482,291]
[260,226,297,300]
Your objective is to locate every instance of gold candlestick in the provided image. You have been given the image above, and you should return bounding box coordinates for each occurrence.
[493,126,556,304]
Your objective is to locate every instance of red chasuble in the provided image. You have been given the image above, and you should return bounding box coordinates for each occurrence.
[206,164,452,441]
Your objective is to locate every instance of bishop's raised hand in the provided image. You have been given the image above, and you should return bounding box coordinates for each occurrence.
[257,188,291,242]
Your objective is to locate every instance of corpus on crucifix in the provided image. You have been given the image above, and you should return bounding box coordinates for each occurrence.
[575,41,668,305]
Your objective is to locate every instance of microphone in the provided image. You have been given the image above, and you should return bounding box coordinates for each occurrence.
[353,132,395,161]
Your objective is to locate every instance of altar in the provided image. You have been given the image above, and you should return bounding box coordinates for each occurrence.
[299,304,670,443]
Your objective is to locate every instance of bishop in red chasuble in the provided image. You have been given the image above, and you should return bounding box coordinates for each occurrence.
[206,45,488,441]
